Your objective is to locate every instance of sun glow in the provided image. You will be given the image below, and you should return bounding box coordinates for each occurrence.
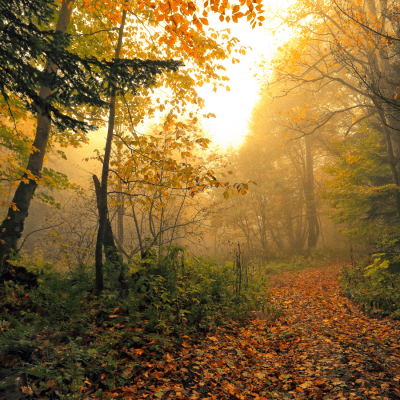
[197,0,293,149]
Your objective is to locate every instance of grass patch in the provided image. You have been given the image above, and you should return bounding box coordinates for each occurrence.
[256,249,349,277]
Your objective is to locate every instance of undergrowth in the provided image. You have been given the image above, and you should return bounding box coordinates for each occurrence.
[1,249,349,398]
[340,258,400,319]
[0,247,273,399]
[258,249,348,277]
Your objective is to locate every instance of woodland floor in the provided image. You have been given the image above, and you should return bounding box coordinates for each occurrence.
[109,264,400,400]
[4,263,400,400]
[90,263,400,400]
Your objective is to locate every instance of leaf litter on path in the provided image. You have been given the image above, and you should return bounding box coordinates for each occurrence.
[95,264,400,399]
[11,264,400,400]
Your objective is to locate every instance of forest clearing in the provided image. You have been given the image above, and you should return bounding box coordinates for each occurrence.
[1,255,400,400]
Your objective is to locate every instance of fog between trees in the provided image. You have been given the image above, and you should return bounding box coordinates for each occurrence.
[1,0,399,274]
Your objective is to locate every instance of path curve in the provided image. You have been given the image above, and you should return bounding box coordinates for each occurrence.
[262,265,400,399]
[100,264,400,400]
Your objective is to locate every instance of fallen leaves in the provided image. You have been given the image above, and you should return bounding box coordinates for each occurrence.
[109,263,400,400]
[6,263,400,399]
[78,268,394,400]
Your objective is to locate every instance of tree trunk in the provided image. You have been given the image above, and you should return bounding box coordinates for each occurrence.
[93,175,119,262]
[117,193,124,246]
[0,0,74,271]
[94,9,127,293]
[93,174,126,290]
[304,135,319,249]
[115,123,124,247]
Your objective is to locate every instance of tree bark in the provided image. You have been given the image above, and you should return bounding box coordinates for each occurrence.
[304,135,319,249]
[115,124,125,247]
[93,175,119,261]
[93,174,127,289]
[94,9,127,293]
[0,0,74,271]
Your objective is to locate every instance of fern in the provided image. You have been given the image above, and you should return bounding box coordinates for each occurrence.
[27,366,48,379]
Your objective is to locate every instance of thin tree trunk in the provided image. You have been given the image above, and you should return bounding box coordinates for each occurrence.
[115,124,124,247]
[93,175,119,262]
[117,194,124,246]
[304,135,319,249]
[131,202,144,256]
[169,186,188,246]
[94,9,127,293]
[0,0,74,270]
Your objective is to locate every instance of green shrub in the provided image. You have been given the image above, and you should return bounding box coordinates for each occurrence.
[124,248,270,332]
[0,246,274,399]
[340,259,400,317]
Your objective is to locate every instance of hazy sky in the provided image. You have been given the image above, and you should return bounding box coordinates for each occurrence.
[198,1,290,149]
[63,1,291,183]
[198,19,271,149]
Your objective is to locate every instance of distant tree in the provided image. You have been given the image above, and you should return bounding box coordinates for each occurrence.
[321,123,399,251]
[265,0,400,219]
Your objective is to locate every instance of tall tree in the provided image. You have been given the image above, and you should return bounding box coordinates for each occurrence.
[93,9,182,292]
[75,0,265,290]
[0,0,75,269]
[265,0,400,219]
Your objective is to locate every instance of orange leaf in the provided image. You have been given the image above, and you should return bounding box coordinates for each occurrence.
[21,387,33,395]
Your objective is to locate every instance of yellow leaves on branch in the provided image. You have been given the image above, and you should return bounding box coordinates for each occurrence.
[78,0,260,107]
[82,0,126,25]
[83,0,265,41]
[203,113,216,118]
[223,182,250,199]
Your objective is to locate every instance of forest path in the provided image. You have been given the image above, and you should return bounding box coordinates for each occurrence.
[260,264,400,399]
[99,264,400,400]
[4,263,400,400]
